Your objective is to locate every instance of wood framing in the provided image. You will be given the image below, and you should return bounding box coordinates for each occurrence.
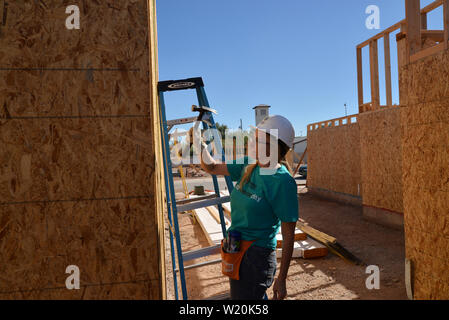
[444,0,449,49]
[369,40,380,110]
[357,0,446,111]
[406,0,422,55]
[357,47,364,109]
[384,33,393,107]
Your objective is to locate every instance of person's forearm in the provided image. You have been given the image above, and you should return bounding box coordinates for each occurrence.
[278,222,296,281]
[278,236,294,281]
[200,142,217,173]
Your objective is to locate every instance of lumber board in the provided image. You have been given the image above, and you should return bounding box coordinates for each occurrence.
[193,207,229,246]
[406,0,422,55]
[297,221,363,265]
[369,40,380,110]
[445,0,449,49]
[205,206,230,227]
[357,47,364,108]
[276,238,328,259]
[384,33,393,107]
[276,228,307,248]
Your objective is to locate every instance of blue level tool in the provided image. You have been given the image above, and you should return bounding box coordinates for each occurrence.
[158,77,234,300]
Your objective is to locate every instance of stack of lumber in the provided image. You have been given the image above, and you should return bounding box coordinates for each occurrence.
[297,220,364,265]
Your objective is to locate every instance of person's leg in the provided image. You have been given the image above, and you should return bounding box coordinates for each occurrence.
[229,245,277,300]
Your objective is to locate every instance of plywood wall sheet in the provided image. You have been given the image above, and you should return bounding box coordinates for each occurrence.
[0,118,154,203]
[0,197,159,295]
[414,271,449,300]
[398,50,449,107]
[307,123,361,197]
[405,225,449,264]
[81,281,158,300]
[403,188,449,238]
[406,244,449,300]
[0,70,151,117]
[359,108,403,213]
[402,127,449,194]
[0,0,150,70]
[401,101,449,127]
[0,280,159,300]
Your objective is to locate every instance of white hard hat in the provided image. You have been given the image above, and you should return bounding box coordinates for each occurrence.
[255,115,295,148]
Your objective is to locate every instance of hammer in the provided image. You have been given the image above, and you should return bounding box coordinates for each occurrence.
[191,105,217,127]
[189,105,218,146]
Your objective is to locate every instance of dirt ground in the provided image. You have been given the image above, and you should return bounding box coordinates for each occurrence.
[165,187,407,300]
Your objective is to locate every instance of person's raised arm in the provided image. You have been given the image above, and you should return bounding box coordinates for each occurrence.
[199,141,230,177]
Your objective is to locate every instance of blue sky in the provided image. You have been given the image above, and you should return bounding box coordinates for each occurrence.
[156,0,443,136]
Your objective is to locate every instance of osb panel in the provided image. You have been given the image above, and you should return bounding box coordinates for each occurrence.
[0,0,150,70]
[399,49,449,107]
[0,280,158,300]
[403,188,449,238]
[0,70,151,117]
[401,50,449,299]
[401,101,449,127]
[359,108,403,213]
[307,123,361,197]
[405,244,449,300]
[0,118,154,203]
[404,224,449,264]
[402,129,449,194]
[0,198,159,296]
[411,258,449,300]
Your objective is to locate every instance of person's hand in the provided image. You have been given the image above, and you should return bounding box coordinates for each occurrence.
[272,278,287,300]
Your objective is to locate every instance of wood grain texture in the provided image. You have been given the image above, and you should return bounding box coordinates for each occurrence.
[307,123,361,197]
[0,0,150,69]
[399,49,449,106]
[0,198,159,298]
[359,107,403,213]
[0,0,162,299]
[400,47,449,300]
[0,118,154,204]
[0,70,151,117]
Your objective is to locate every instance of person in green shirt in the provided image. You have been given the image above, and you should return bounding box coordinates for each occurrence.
[199,115,298,300]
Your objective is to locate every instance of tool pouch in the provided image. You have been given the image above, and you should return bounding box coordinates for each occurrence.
[221,239,255,280]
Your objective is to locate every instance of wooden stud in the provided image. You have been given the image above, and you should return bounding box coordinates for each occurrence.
[444,0,449,49]
[421,12,428,30]
[384,33,393,107]
[405,0,422,55]
[369,40,380,110]
[357,47,364,110]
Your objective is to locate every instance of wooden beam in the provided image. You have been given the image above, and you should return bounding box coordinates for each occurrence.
[369,40,380,110]
[357,0,443,49]
[421,30,445,42]
[410,41,445,62]
[406,0,422,55]
[444,0,449,49]
[384,33,393,107]
[421,12,428,29]
[357,47,364,108]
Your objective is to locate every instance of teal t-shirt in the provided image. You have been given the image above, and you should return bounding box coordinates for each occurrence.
[226,157,299,250]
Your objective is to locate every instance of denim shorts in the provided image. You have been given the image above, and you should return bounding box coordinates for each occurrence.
[229,245,277,300]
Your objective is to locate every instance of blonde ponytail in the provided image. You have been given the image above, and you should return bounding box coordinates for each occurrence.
[238,138,292,190]
[239,163,258,190]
